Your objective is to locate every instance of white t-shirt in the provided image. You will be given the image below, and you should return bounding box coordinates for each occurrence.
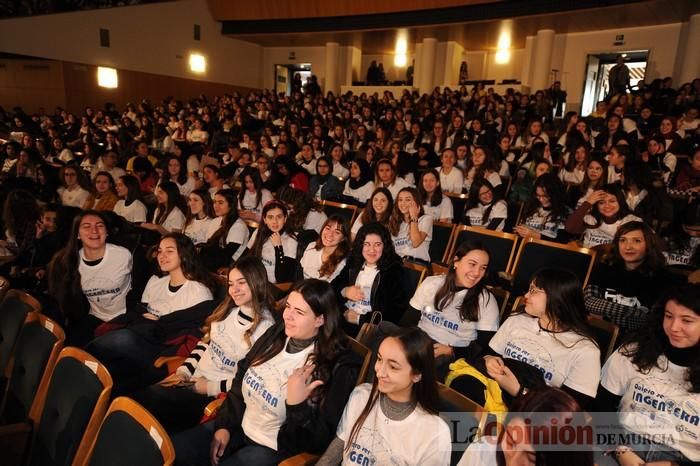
[411,275,499,347]
[332,161,350,179]
[300,244,347,282]
[380,177,411,201]
[351,215,365,238]
[247,230,298,283]
[437,167,465,193]
[185,307,275,396]
[238,189,273,222]
[79,244,133,322]
[392,215,433,261]
[241,340,315,450]
[602,345,700,461]
[464,170,502,192]
[177,177,197,197]
[183,217,218,245]
[457,436,497,466]
[466,201,508,231]
[523,207,567,240]
[423,197,454,223]
[227,218,251,261]
[153,206,186,232]
[113,199,148,223]
[346,264,379,316]
[581,214,641,248]
[343,181,375,204]
[337,384,452,466]
[559,167,586,185]
[304,210,328,233]
[60,186,91,208]
[489,314,601,397]
[140,276,212,318]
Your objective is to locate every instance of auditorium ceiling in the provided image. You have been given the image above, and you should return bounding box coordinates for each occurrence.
[219,0,700,54]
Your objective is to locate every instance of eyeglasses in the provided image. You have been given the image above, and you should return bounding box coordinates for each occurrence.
[527,284,545,295]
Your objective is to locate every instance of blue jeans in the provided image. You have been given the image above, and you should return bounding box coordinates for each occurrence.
[173,420,281,466]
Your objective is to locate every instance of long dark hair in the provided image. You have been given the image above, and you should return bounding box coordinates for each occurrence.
[184,188,215,228]
[249,200,293,256]
[154,181,185,225]
[313,215,351,279]
[360,187,394,226]
[465,178,503,225]
[47,210,109,319]
[250,279,349,402]
[202,256,276,346]
[417,169,443,207]
[621,284,700,393]
[346,327,440,453]
[350,222,401,272]
[119,175,143,204]
[496,387,594,466]
[208,189,240,247]
[388,187,424,236]
[434,241,492,321]
[157,233,216,291]
[529,269,598,347]
[587,183,632,228]
[161,155,188,185]
[606,221,666,276]
[580,156,608,193]
[522,173,569,225]
[238,167,264,210]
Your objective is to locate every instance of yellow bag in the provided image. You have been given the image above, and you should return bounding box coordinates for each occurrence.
[445,358,508,421]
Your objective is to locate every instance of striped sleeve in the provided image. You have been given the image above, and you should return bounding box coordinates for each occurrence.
[175,341,208,378]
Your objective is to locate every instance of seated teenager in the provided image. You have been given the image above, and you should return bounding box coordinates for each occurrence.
[237,168,273,223]
[463,179,508,230]
[134,257,276,433]
[458,387,594,466]
[47,210,134,346]
[58,164,91,208]
[597,284,700,465]
[436,147,465,194]
[584,221,682,334]
[418,169,454,223]
[200,189,250,271]
[87,233,216,395]
[309,156,344,202]
[142,181,187,235]
[451,269,601,408]
[182,188,218,245]
[173,279,361,466]
[565,183,641,248]
[300,215,350,283]
[316,327,451,466]
[245,200,299,284]
[350,187,393,240]
[84,171,119,211]
[514,173,571,243]
[113,174,148,224]
[568,156,608,208]
[375,159,410,201]
[337,222,407,334]
[342,158,375,205]
[388,187,433,263]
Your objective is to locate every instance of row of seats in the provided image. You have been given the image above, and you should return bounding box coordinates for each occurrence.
[0,290,174,466]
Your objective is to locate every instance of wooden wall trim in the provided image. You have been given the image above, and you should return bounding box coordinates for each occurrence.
[219,0,641,34]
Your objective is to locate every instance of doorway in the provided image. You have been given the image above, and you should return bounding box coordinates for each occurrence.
[274,63,312,96]
[580,50,649,116]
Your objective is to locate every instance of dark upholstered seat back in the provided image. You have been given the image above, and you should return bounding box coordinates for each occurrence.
[88,411,164,466]
[2,320,61,424]
[0,296,30,376]
[29,357,104,466]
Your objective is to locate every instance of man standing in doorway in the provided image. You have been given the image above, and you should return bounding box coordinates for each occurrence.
[607,55,630,101]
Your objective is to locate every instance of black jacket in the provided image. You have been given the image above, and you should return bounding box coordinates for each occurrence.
[334,259,409,325]
[214,325,361,458]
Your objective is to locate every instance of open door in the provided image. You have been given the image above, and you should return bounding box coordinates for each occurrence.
[581,55,600,117]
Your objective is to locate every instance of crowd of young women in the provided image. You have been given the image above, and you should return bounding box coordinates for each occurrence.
[0,78,698,464]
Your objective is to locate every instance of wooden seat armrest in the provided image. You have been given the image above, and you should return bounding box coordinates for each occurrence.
[279,452,321,466]
[204,397,225,417]
[154,356,186,374]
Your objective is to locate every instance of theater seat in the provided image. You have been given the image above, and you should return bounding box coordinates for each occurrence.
[80,397,174,466]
